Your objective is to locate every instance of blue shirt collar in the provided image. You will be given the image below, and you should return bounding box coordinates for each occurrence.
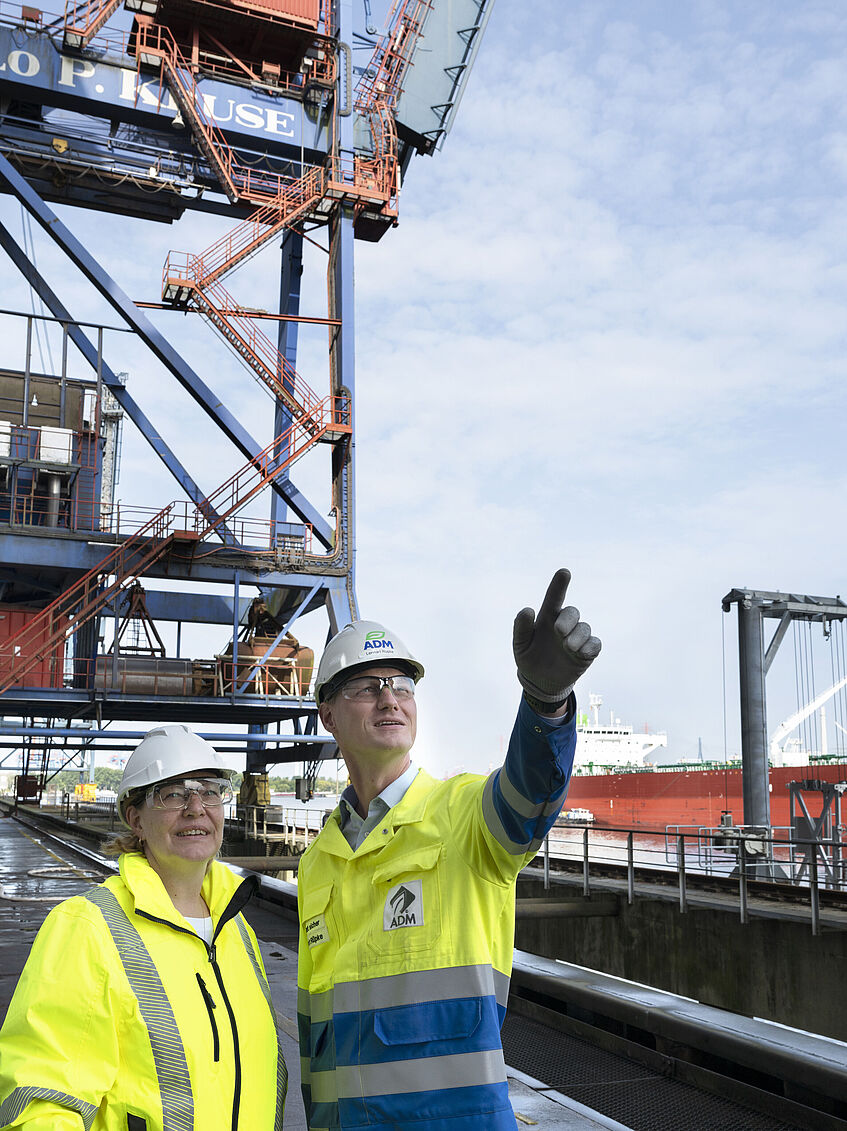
[339,760,419,828]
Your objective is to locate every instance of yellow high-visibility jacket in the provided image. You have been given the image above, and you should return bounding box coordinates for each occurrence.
[297,698,577,1130]
[0,852,287,1130]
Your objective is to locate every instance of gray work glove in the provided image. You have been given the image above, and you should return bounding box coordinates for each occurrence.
[512,568,601,706]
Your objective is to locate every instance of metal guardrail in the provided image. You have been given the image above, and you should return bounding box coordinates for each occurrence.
[540,822,847,936]
[7,792,847,933]
[235,804,328,845]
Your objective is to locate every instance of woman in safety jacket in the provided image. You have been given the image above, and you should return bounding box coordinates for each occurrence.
[0,724,287,1131]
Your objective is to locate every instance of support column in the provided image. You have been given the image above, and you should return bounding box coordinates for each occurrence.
[323,0,358,628]
[271,229,304,533]
[246,724,268,776]
[326,207,357,628]
[738,599,770,828]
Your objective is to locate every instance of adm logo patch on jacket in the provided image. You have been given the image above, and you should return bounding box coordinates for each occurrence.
[383,880,423,931]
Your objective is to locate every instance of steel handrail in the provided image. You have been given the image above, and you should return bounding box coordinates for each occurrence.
[0,503,177,693]
[162,258,325,418]
[190,166,325,287]
[196,395,350,539]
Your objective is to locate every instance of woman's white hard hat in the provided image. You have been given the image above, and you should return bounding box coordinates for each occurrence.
[117,724,236,826]
[314,620,424,704]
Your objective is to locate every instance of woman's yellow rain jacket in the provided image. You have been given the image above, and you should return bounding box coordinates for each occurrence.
[0,852,286,1130]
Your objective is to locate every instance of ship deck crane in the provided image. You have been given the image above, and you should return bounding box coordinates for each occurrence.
[769,675,847,766]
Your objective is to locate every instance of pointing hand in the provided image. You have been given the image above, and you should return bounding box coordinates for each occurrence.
[512,569,601,705]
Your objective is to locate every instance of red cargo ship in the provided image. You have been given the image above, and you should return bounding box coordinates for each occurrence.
[566,694,847,833]
[565,762,847,833]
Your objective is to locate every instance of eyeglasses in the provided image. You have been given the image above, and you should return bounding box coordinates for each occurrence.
[339,674,416,701]
[146,778,234,810]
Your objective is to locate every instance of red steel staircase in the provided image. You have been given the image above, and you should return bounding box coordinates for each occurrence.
[0,395,350,695]
[63,0,124,49]
[162,262,323,419]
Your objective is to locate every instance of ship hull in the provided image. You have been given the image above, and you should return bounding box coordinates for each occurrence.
[565,763,847,832]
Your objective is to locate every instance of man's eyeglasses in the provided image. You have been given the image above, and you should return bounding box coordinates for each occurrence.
[146,778,234,810]
[339,674,416,702]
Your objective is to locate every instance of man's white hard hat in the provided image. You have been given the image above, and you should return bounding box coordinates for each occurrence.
[314,620,424,705]
[117,724,236,826]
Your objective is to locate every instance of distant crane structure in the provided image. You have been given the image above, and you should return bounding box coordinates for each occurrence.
[0,0,495,796]
[723,588,847,829]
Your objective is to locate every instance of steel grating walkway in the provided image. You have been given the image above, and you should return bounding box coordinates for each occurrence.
[501,1012,807,1131]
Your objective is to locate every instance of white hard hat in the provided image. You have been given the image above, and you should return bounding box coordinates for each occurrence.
[314,620,424,704]
[117,724,236,826]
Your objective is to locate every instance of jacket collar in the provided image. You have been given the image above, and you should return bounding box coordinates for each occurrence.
[313,768,437,860]
[388,766,435,826]
[119,851,244,921]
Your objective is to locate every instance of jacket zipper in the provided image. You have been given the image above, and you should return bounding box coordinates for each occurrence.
[136,876,259,1131]
[211,953,243,1131]
[196,973,220,1062]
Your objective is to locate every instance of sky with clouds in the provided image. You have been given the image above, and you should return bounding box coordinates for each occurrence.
[2,0,847,777]
[352,0,847,774]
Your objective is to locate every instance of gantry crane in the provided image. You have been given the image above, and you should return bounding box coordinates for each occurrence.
[0,0,495,796]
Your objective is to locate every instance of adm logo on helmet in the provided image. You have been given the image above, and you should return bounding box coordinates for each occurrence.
[314,619,424,704]
[363,630,395,654]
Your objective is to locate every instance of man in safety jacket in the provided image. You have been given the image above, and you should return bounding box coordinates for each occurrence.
[297,568,601,1130]
[0,726,286,1130]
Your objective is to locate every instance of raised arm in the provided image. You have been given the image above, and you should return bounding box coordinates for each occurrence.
[476,569,602,870]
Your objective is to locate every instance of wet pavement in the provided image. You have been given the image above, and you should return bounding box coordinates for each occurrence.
[0,812,110,1024]
[0,812,630,1130]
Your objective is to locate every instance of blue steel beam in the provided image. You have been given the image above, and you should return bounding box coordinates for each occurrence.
[325,206,358,631]
[109,591,254,625]
[237,580,321,693]
[326,0,357,621]
[0,534,342,598]
[0,217,232,535]
[0,150,333,547]
[0,726,331,743]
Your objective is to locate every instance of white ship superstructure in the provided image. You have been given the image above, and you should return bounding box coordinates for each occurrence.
[575,694,667,770]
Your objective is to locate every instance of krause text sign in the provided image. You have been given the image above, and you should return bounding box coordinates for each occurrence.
[0,25,326,156]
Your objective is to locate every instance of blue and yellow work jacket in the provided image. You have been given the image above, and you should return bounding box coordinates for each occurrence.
[0,853,286,1130]
[297,697,577,1130]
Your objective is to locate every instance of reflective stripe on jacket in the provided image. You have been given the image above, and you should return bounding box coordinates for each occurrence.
[0,853,286,1130]
[297,697,576,1130]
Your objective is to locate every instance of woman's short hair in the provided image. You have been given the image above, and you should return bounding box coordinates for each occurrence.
[101,787,146,856]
